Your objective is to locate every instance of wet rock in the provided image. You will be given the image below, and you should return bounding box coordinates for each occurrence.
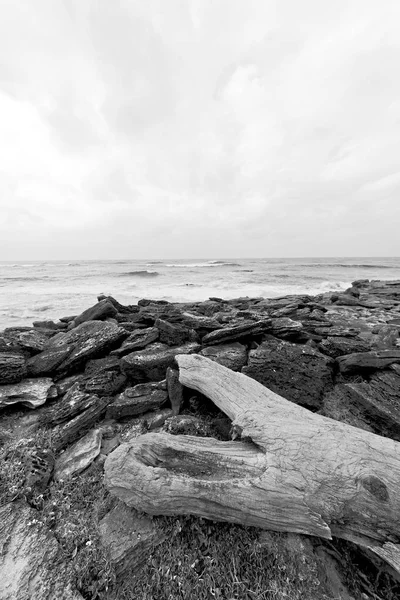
[0,377,54,409]
[337,349,400,374]
[0,501,83,600]
[106,383,168,420]
[110,327,159,357]
[0,352,26,384]
[26,321,127,377]
[202,320,271,346]
[99,501,164,576]
[243,337,334,409]
[318,337,371,359]
[166,367,184,415]
[74,299,118,326]
[199,342,247,371]
[121,342,200,382]
[155,318,193,346]
[54,429,102,480]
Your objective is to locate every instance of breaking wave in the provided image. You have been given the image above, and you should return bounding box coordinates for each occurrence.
[118,270,159,277]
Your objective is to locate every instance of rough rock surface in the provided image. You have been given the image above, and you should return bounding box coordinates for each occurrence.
[318,336,371,359]
[166,367,184,415]
[27,321,127,377]
[0,352,26,384]
[199,342,247,372]
[202,320,271,345]
[54,428,102,480]
[0,501,83,600]
[243,337,334,408]
[99,501,164,576]
[74,299,118,326]
[121,342,200,382]
[337,349,400,374]
[155,318,193,346]
[110,327,159,356]
[106,383,168,420]
[0,377,54,409]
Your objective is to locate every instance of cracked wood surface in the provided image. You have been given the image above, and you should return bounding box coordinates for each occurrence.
[105,354,400,574]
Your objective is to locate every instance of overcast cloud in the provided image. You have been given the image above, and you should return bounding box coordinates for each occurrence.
[1,0,399,259]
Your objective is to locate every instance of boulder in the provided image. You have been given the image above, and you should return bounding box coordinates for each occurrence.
[202,320,271,346]
[243,338,334,409]
[155,318,193,346]
[0,352,26,384]
[110,327,159,357]
[99,501,164,577]
[83,356,126,397]
[73,299,118,326]
[106,383,168,420]
[199,343,247,372]
[269,318,303,340]
[318,336,371,359]
[40,383,97,426]
[0,501,83,600]
[166,367,184,415]
[337,349,400,374]
[0,378,54,409]
[52,395,111,451]
[2,328,49,355]
[371,324,399,349]
[54,429,102,480]
[121,342,200,382]
[26,321,127,377]
[180,313,221,332]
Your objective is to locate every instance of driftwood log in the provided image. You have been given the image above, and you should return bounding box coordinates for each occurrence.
[105,354,400,575]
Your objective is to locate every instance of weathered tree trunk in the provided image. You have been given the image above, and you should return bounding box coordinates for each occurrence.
[105,354,400,575]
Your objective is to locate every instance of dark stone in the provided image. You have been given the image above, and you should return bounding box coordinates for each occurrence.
[106,383,168,419]
[269,318,303,340]
[84,356,121,376]
[162,414,214,437]
[199,342,247,371]
[1,329,49,356]
[337,350,400,374]
[202,320,271,346]
[371,324,399,349]
[74,299,118,326]
[166,367,184,416]
[121,342,200,382]
[180,313,221,333]
[0,352,26,384]
[55,374,84,396]
[243,338,334,409]
[40,383,98,426]
[84,371,127,397]
[196,300,224,316]
[33,320,65,330]
[26,321,127,377]
[155,319,192,346]
[318,337,371,359]
[110,327,159,357]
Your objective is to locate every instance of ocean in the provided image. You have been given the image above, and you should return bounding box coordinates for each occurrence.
[1,257,399,330]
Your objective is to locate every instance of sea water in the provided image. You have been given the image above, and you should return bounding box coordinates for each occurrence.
[1,257,399,330]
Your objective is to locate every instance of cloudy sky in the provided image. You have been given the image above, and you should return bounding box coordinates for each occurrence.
[1,0,399,259]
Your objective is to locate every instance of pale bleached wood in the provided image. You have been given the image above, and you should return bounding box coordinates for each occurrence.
[105,354,400,575]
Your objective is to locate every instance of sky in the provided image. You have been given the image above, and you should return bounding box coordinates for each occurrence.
[1,0,400,260]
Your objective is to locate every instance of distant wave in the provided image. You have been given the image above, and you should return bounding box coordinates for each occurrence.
[299,262,396,269]
[165,261,241,268]
[1,276,49,282]
[118,270,159,277]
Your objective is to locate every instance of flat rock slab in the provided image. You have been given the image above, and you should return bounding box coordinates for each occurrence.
[0,351,26,384]
[73,299,118,326]
[106,383,168,420]
[202,320,271,345]
[337,349,400,374]
[121,342,200,382]
[318,336,371,359]
[111,327,159,357]
[155,318,193,346]
[99,501,164,576]
[199,342,247,372]
[54,428,102,480]
[0,500,83,600]
[27,321,127,377]
[269,318,304,340]
[2,329,50,355]
[0,377,54,409]
[243,338,334,409]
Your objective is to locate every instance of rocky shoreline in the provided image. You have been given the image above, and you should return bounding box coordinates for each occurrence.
[1,279,400,599]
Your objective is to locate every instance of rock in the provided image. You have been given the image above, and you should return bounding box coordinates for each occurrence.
[199,342,247,372]
[202,320,271,346]
[121,342,200,382]
[243,338,334,409]
[0,352,26,384]
[40,383,97,426]
[74,299,118,326]
[0,377,54,409]
[0,501,84,600]
[144,408,174,431]
[337,349,400,374]
[25,448,55,493]
[195,300,224,316]
[2,328,50,355]
[318,337,371,359]
[269,318,303,340]
[33,320,66,330]
[54,373,84,396]
[26,321,127,377]
[345,370,400,436]
[166,367,184,415]
[84,370,127,397]
[54,429,102,480]
[52,396,111,451]
[162,414,214,437]
[106,383,168,420]
[99,501,164,576]
[110,327,159,357]
[180,312,221,332]
[371,324,399,349]
[155,318,193,346]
